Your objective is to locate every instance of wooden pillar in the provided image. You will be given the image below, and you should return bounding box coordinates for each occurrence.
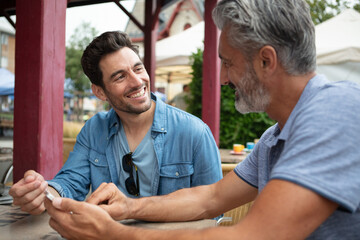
[202,0,220,145]
[144,0,161,92]
[13,0,66,181]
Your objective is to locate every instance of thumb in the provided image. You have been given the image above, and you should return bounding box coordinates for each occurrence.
[24,170,37,178]
[24,170,44,183]
[52,197,80,213]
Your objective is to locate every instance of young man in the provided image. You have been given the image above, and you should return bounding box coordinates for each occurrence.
[46,0,360,239]
[9,31,222,215]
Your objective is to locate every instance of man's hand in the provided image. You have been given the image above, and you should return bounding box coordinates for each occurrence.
[45,197,120,240]
[9,170,48,215]
[86,182,131,220]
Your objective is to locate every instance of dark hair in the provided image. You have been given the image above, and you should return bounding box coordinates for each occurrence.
[81,31,140,88]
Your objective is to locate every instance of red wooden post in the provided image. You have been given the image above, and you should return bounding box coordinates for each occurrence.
[144,0,161,92]
[13,0,66,181]
[202,0,220,145]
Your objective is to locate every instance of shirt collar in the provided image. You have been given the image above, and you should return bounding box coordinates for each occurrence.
[151,92,167,134]
[107,93,167,140]
[278,74,328,142]
[108,108,120,139]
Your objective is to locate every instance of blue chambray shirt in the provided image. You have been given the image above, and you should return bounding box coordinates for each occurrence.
[48,93,222,200]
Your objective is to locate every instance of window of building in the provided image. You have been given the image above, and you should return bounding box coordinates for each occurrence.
[1,56,8,68]
[183,23,192,30]
[1,34,8,45]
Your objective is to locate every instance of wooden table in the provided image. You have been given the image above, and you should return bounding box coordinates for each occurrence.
[0,205,217,239]
[220,148,248,163]
[0,152,12,181]
[220,149,249,176]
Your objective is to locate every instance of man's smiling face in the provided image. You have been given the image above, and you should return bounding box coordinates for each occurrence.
[218,28,270,114]
[98,47,152,115]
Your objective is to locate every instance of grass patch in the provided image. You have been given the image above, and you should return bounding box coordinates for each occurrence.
[63,121,83,138]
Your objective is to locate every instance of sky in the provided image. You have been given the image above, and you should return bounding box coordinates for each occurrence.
[0,0,358,44]
[0,1,136,45]
[65,1,136,44]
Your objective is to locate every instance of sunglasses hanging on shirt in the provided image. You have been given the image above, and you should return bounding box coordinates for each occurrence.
[122,152,140,196]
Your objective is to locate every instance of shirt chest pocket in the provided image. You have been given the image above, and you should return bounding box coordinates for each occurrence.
[89,150,111,187]
[160,163,194,178]
[89,150,108,167]
[158,163,194,195]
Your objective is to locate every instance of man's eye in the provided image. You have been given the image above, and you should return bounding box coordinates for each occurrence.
[221,60,230,68]
[135,66,143,72]
[116,74,125,80]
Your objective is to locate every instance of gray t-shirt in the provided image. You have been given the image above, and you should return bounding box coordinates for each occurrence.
[235,74,360,239]
[114,123,157,198]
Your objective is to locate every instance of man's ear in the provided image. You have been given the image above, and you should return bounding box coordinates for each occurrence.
[258,45,277,71]
[91,84,107,101]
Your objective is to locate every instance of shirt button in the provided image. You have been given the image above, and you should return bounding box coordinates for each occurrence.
[175,172,179,177]
[95,159,99,163]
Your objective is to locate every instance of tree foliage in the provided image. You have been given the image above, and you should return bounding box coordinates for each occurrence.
[355,1,360,12]
[65,22,98,121]
[306,0,360,24]
[65,22,98,93]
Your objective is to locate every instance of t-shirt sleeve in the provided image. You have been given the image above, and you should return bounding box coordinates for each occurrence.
[271,86,360,212]
[234,126,277,189]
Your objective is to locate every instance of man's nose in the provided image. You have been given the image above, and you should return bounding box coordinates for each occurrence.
[220,67,229,86]
[128,71,143,86]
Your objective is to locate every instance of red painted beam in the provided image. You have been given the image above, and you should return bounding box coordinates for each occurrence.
[202,0,220,145]
[13,0,66,181]
[144,0,162,92]
[114,1,144,32]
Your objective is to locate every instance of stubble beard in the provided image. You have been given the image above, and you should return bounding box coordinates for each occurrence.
[104,84,152,115]
[234,64,270,114]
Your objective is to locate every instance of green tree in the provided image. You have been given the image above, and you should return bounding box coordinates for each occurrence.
[66,22,98,93]
[305,0,359,24]
[65,22,98,121]
[354,0,360,12]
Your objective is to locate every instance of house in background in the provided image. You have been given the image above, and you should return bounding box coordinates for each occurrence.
[125,0,204,101]
[126,0,204,53]
[0,19,15,74]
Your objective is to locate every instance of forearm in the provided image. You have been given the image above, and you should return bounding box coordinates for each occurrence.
[128,184,219,222]
[108,222,223,240]
[108,222,246,240]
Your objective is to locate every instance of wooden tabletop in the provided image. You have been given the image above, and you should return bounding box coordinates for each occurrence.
[0,205,216,239]
[219,148,248,163]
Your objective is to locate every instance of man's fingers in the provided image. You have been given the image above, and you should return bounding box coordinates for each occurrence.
[19,190,46,214]
[24,170,44,182]
[86,183,113,204]
[27,203,46,215]
[24,170,37,178]
[12,181,48,205]
[10,171,46,198]
[52,197,82,214]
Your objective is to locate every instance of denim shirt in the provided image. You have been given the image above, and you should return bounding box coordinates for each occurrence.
[48,93,222,200]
